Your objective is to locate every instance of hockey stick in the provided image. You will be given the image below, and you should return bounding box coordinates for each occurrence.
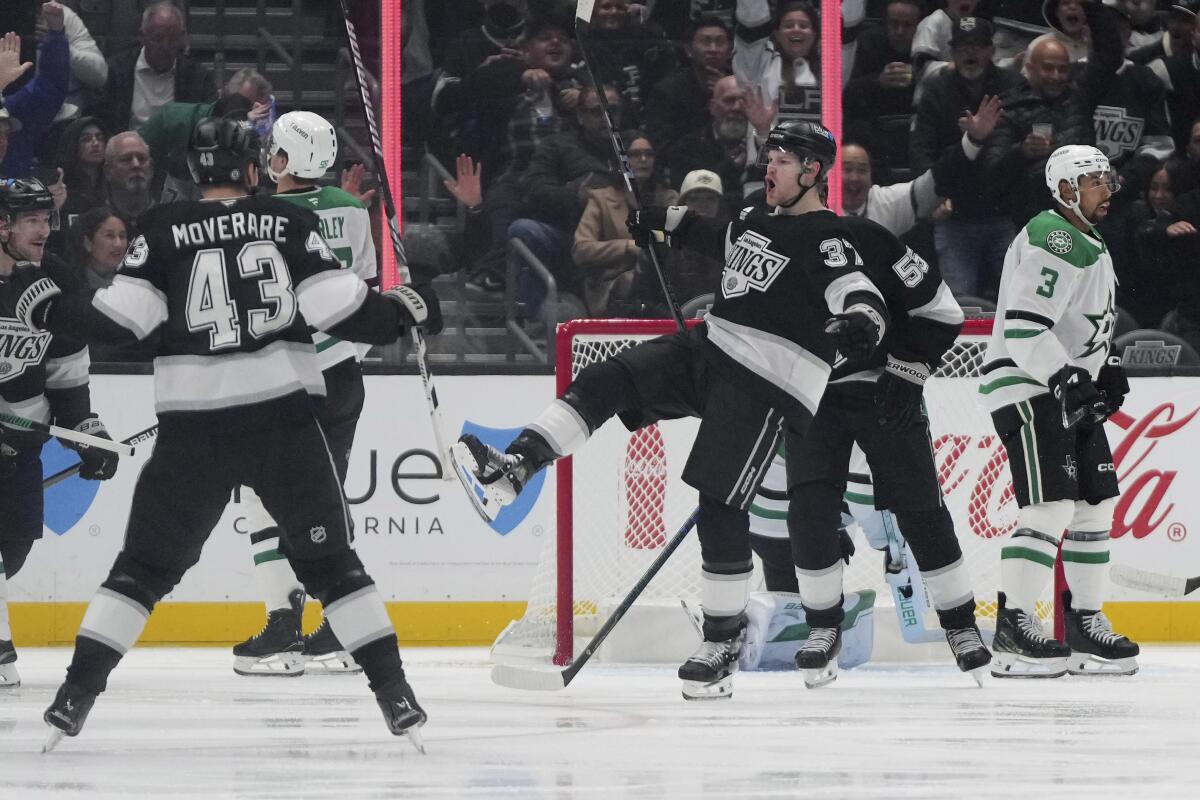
[1110,564,1200,598]
[0,413,133,456]
[574,0,685,331]
[42,423,159,489]
[491,508,699,690]
[337,0,453,479]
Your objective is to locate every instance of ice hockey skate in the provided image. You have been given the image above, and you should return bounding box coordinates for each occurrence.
[945,625,991,686]
[374,678,428,753]
[233,589,305,676]
[42,682,97,753]
[0,639,19,689]
[678,629,745,700]
[1062,592,1139,676]
[991,593,1070,678]
[795,627,841,688]
[302,617,362,674]
[450,434,536,522]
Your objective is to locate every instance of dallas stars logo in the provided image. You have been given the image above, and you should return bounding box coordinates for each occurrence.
[1081,290,1116,358]
[1063,455,1078,481]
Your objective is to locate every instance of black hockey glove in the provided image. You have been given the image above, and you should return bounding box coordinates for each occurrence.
[838,525,856,566]
[625,206,689,248]
[15,275,62,333]
[1050,365,1107,429]
[875,356,930,431]
[1095,355,1129,419]
[384,283,443,336]
[61,417,119,481]
[824,309,883,361]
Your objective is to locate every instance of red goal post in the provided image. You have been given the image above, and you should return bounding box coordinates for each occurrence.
[494,317,1063,667]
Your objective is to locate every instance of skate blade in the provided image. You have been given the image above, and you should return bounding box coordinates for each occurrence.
[968,665,988,687]
[303,653,363,675]
[802,663,838,689]
[449,442,502,523]
[1067,654,1138,676]
[0,662,20,689]
[41,727,65,754]
[405,724,427,755]
[990,652,1068,678]
[233,653,305,677]
[681,676,733,701]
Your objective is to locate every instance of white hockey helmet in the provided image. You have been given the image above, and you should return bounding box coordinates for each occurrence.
[264,110,338,181]
[1045,144,1117,221]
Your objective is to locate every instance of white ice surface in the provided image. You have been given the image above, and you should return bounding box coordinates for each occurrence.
[2,646,1199,799]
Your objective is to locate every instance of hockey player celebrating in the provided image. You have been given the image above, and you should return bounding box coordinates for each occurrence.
[983,144,1138,678]
[17,118,440,751]
[0,178,119,689]
[766,206,990,687]
[453,121,890,700]
[231,110,378,677]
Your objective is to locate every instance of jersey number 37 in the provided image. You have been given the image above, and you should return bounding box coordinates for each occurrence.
[186,240,298,350]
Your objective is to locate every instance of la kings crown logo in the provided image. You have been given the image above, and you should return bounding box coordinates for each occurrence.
[0,318,51,379]
[722,230,790,299]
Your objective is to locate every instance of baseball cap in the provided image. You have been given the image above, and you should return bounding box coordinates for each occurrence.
[680,169,723,200]
[949,16,994,47]
[1170,1,1199,19]
[0,106,21,133]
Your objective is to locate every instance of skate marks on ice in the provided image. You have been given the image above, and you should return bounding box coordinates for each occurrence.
[3,648,1200,798]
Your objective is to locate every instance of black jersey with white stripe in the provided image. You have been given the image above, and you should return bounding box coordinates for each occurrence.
[671,207,887,419]
[831,214,964,383]
[0,254,93,433]
[52,194,405,419]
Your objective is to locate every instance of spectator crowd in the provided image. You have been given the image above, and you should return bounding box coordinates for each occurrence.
[5,0,1200,358]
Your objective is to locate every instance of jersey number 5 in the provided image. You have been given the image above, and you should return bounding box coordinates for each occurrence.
[186,241,298,350]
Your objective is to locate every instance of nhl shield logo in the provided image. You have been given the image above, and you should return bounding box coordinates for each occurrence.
[721,230,790,299]
[310,525,327,544]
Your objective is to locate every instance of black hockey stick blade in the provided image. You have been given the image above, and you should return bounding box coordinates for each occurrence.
[41,424,159,490]
[1110,564,1200,598]
[491,508,700,690]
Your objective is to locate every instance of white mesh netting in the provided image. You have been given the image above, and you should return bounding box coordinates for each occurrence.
[494,319,1049,664]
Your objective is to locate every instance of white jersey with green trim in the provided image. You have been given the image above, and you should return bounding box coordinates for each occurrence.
[275,186,378,370]
[979,209,1117,413]
[748,445,874,540]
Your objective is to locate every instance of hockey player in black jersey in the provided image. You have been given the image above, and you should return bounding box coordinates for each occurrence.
[451,121,890,700]
[16,118,440,752]
[0,178,118,690]
[785,212,992,688]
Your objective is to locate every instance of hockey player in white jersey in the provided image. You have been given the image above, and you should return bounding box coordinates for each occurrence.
[983,144,1139,678]
[232,111,377,677]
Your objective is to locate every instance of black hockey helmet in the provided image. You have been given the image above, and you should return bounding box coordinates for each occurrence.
[0,177,59,230]
[755,120,838,179]
[187,116,261,187]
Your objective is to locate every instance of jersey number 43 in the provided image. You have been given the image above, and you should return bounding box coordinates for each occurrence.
[186,240,298,350]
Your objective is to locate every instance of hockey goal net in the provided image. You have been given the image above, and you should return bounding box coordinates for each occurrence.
[497,318,1054,666]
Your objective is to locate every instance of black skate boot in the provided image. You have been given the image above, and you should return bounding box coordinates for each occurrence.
[795,627,841,689]
[375,678,428,753]
[0,638,19,689]
[302,617,362,675]
[991,592,1070,678]
[42,682,97,753]
[945,625,991,686]
[1062,591,1139,676]
[233,589,305,676]
[678,628,745,701]
[450,433,548,522]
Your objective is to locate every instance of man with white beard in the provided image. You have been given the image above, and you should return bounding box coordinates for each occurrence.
[668,75,757,210]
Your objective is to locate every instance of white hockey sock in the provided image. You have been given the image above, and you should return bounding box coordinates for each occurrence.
[920,556,975,612]
[700,568,751,619]
[1000,528,1059,613]
[527,399,590,458]
[78,588,151,655]
[1061,530,1109,611]
[323,585,394,653]
[249,528,304,611]
[0,559,11,641]
[795,561,844,613]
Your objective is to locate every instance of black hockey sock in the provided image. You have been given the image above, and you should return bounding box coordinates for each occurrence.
[749,534,799,593]
[65,636,124,695]
[935,599,978,631]
[352,634,408,693]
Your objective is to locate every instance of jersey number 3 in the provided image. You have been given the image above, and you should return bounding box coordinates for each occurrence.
[186,241,298,350]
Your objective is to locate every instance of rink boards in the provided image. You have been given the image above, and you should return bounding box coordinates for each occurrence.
[12,372,1200,645]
